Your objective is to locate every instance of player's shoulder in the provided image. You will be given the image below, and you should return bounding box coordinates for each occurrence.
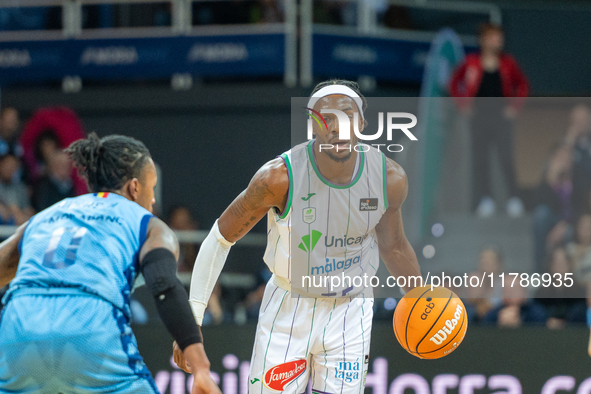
[384,156,407,183]
[384,157,408,208]
[250,156,290,195]
[146,216,173,236]
[143,216,179,253]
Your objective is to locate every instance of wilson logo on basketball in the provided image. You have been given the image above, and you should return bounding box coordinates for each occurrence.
[263,359,307,391]
[428,304,464,345]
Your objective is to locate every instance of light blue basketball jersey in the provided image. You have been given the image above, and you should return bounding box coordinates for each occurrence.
[3,192,153,319]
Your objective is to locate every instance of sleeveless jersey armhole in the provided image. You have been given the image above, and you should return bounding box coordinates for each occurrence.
[139,214,153,248]
[277,153,293,220]
[18,215,35,255]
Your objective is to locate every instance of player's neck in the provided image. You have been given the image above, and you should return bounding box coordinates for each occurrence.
[104,189,129,201]
[312,142,359,185]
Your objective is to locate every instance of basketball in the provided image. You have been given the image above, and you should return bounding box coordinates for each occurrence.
[393,286,468,359]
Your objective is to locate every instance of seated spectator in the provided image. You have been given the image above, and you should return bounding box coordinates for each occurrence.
[535,247,586,329]
[245,268,272,321]
[464,246,504,322]
[0,154,34,225]
[202,282,231,326]
[0,107,23,159]
[32,129,61,179]
[482,278,547,327]
[20,107,87,195]
[167,205,200,272]
[32,151,76,212]
[564,105,591,217]
[533,145,574,272]
[568,214,591,282]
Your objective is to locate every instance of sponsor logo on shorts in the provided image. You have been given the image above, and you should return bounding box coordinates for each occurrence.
[263,359,307,391]
[359,198,378,211]
[429,304,464,345]
[334,358,361,383]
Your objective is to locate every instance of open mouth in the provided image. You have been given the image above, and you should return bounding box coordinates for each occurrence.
[331,140,350,150]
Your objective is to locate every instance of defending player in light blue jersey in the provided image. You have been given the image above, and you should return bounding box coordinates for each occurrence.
[0,133,220,394]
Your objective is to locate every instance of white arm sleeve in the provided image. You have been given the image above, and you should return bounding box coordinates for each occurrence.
[189,219,235,325]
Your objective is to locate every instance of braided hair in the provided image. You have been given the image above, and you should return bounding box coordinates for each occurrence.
[65,132,151,193]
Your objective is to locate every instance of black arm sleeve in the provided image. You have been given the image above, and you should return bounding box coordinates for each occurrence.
[141,248,202,350]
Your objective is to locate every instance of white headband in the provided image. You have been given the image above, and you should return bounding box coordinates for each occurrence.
[307,85,365,120]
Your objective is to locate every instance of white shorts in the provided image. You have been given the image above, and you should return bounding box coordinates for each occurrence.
[248,278,374,394]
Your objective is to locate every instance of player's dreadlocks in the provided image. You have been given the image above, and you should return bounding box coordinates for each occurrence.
[311,78,368,113]
[65,132,151,192]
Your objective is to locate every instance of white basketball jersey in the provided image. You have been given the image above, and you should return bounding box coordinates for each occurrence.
[263,141,388,297]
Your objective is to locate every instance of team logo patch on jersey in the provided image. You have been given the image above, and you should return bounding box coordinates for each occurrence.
[263,359,307,391]
[359,198,378,211]
[302,207,316,224]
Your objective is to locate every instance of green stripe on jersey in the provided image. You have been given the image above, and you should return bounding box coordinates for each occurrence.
[307,141,365,189]
[279,153,294,219]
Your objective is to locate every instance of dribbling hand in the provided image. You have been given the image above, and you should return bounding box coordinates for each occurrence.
[173,341,221,394]
[173,341,190,373]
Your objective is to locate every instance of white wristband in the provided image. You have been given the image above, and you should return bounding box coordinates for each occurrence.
[188,219,234,326]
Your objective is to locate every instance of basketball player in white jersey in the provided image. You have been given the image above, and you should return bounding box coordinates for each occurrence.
[176,79,421,394]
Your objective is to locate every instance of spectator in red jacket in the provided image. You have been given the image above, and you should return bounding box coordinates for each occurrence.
[450,23,529,218]
[19,107,87,196]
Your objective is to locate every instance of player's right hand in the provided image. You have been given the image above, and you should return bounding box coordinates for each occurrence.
[179,343,221,394]
[173,341,190,373]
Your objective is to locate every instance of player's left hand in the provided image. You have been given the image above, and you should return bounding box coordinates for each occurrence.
[173,341,190,373]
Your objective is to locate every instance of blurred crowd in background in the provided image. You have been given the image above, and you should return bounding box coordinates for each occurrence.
[0,1,477,32]
[0,4,590,331]
[4,100,590,330]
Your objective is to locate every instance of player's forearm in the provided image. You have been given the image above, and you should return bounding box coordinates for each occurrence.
[142,248,203,349]
[183,343,211,371]
[189,220,234,324]
[381,239,421,292]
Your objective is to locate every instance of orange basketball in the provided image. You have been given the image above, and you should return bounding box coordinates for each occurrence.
[393,286,468,359]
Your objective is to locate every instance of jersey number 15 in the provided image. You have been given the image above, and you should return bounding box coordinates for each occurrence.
[43,227,88,269]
